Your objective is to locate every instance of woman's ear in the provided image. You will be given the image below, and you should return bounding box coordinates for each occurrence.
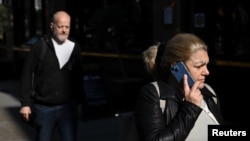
[170,62,177,67]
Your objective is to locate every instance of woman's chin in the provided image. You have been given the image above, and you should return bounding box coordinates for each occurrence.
[198,83,205,89]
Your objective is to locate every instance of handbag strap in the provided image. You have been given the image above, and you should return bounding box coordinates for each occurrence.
[151,81,166,113]
[204,83,217,104]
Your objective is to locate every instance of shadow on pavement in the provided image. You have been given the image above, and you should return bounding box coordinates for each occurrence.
[0,80,120,141]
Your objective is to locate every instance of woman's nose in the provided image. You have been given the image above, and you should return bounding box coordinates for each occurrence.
[203,67,209,75]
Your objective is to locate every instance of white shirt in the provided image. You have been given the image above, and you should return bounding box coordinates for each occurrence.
[186,100,219,141]
[52,39,74,69]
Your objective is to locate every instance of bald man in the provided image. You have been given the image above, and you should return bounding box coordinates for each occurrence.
[19,10,84,141]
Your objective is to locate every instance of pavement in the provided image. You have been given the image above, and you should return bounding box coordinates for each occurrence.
[0,80,120,141]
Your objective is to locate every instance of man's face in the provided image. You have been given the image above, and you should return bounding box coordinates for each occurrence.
[50,15,70,43]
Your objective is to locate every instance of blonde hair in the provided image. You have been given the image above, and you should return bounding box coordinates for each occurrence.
[142,44,159,79]
[142,33,208,80]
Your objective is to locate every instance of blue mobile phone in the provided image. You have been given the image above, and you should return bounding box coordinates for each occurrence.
[170,61,195,87]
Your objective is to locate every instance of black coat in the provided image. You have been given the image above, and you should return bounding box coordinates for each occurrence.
[20,35,84,106]
[135,80,224,141]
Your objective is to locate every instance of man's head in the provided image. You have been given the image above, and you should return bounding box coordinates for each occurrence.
[50,11,71,44]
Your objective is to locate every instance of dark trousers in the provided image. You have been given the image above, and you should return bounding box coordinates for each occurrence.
[33,101,78,141]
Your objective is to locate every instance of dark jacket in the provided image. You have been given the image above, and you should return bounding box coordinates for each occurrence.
[135,80,224,141]
[20,35,84,107]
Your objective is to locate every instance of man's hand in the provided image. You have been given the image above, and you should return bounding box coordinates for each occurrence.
[20,106,32,121]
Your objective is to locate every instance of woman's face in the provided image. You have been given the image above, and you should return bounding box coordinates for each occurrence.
[185,49,209,89]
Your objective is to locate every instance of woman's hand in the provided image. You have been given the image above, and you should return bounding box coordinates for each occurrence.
[183,74,203,107]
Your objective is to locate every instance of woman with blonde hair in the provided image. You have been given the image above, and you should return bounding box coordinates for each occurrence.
[136,33,224,141]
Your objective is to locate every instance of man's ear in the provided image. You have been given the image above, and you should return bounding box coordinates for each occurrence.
[50,23,54,31]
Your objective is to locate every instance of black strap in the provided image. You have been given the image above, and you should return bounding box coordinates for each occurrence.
[202,87,224,124]
[31,36,49,95]
[39,37,48,64]
[34,36,49,72]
